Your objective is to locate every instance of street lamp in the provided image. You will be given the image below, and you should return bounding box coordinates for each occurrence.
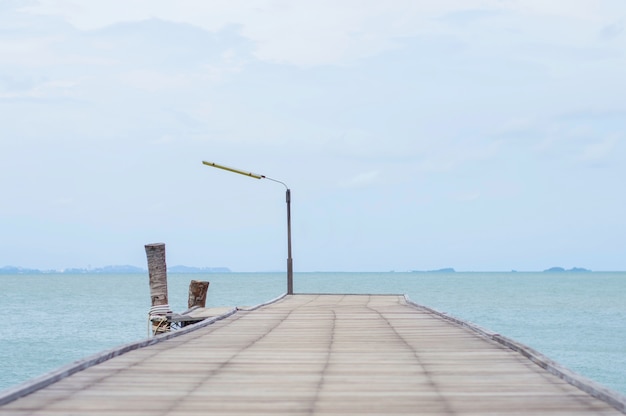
[202,161,293,295]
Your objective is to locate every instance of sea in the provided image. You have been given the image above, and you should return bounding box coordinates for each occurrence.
[1,271,625,397]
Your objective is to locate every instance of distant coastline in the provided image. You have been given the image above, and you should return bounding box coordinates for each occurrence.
[411,267,593,273]
[1,265,598,274]
[542,267,591,273]
[0,265,231,274]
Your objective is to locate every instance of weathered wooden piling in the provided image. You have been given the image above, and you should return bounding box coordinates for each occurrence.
[145,243,170,334]
[145,243,168,306]
[188,280,209,309]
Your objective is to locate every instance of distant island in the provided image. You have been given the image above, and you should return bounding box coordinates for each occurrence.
[0,265,231,274]
[543,267,591,273]
[411,268,456,273]
[2,265,599,274]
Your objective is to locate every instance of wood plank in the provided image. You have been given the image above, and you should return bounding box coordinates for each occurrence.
[1,294,624,415]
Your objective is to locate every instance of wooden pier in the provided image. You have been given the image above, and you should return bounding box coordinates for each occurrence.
[1,294,625,415]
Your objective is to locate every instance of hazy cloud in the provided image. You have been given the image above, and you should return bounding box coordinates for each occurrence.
[600,20,625,40]
[20,1,625,67]
[2,0,626,271]
[339,170,382,189]
[575,135,620,164]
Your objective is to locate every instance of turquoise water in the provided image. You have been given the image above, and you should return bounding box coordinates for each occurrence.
[1,272,625,396]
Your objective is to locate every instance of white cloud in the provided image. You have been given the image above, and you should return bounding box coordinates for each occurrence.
[412,139,504,174]
[339,170,382,189]
[0,76,83,99]
[530,111,625,166]
[19,1,626,67]
[576,134,620,164]
[118,70,192,92]
[0,35,64,66]
[3,0,626,272]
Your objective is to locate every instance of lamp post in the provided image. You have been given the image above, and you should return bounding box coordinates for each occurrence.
[202,161,293,295]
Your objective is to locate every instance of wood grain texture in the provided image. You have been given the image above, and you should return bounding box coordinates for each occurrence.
[1,294,623,415]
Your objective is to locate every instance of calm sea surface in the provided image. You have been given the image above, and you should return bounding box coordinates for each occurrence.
[1,272,625,396]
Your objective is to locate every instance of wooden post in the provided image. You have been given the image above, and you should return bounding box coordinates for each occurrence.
[188,280,210,309]
[145,243,170,334]
[145,243,168,307]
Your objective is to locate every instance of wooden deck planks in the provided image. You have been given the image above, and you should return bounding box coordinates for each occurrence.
[1,294,624,415]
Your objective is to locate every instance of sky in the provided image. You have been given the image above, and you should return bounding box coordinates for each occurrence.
[1,1,625,272]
